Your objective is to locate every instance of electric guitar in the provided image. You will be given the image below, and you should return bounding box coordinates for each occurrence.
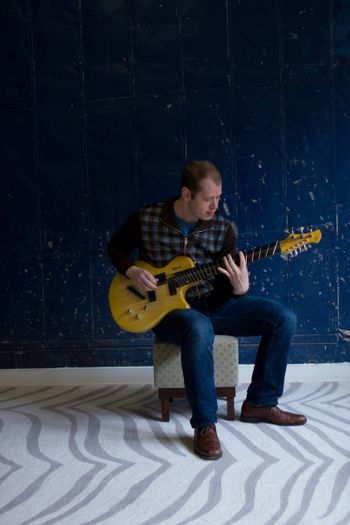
[108,228,321,333]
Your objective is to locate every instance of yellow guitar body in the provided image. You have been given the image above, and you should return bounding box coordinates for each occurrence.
[108,256,198,333]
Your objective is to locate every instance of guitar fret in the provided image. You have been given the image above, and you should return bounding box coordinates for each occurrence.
[198,266,209,279]
[173,262,219,287]
[176,271,191,285]
[248,241,281,262]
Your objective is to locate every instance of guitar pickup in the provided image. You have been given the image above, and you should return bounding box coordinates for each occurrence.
[148,290,156,302]
[127,285,146,300]
[154,272,166,285]
[168,279,177,296]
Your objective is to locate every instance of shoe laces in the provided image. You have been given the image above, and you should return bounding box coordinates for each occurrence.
[198,424,216,436]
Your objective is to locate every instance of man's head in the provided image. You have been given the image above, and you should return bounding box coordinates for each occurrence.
[179,160,222,222]
[181,160,222,196]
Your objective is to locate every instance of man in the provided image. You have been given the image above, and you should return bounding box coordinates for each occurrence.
[107,160,306,460]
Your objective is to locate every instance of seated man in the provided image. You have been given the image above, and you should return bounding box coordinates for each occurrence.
[107,160,306,460]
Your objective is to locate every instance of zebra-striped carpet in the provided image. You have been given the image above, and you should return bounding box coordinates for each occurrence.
[0,382,349,525]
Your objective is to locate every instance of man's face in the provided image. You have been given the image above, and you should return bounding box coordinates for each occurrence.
[185,177,222,222]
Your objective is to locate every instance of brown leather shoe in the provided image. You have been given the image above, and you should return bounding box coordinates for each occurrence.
[194,424,222,460]
[240,400,307,426]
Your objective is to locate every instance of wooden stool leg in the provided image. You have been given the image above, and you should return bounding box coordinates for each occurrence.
[160,397,170,421]
[226,394,235,420]
[158,388,186,421]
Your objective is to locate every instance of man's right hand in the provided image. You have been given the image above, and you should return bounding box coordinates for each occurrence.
[125,265,158,292]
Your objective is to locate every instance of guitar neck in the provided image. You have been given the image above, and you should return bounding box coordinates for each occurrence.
[173,240,281,285]
[243,240,281,263]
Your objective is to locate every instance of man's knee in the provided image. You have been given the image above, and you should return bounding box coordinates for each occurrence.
[181,311,214,342]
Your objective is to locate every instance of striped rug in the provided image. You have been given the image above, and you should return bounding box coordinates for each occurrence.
[0,382,349,525]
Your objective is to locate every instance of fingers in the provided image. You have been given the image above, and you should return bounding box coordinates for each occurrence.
[134,269,157,291]
[139,270,158,291]
[217,252,250,294]
[238,251,247,268]
[221,252,246,273]
[217,255,236,278]
[126,266,158,291]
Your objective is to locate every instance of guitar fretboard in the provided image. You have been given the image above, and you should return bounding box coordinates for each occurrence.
[172,240,281,287]
[244,240,281,263]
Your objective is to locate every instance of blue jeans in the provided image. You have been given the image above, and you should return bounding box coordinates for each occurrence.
[153,295,297,429]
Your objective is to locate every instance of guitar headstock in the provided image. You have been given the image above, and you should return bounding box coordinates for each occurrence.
[280,227,322,258]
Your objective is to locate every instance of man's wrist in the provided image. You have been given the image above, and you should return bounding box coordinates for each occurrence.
[232,287,249,298]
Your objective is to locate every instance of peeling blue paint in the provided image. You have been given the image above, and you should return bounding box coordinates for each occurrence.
[1,1,350,367]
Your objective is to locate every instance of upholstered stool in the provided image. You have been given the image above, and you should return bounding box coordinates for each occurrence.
[153,335,239,421]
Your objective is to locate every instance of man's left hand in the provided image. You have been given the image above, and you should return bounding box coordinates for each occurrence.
[217,252,249,296]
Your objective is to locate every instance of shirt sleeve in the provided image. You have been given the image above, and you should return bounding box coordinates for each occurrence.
[107,211,142,274]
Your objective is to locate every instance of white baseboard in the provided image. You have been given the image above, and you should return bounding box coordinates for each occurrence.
[0,363,349,387]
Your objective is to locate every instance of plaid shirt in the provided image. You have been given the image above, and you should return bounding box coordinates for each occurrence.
[108,197,237,300]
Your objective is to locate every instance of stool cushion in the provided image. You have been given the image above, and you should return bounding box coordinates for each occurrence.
[153,335,238,388]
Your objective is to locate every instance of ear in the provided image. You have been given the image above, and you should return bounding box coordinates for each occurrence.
[181,186,192,201]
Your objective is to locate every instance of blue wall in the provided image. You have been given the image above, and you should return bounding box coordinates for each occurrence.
[1,0,349,369]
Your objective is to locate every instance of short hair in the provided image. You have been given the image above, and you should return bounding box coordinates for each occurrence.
[181,160,222,195]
